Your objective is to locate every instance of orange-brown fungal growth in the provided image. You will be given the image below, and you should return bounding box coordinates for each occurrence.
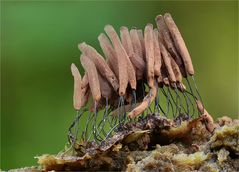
[155,14,186,77]
[120,26,135,60]
[80,54,101,102]
[137,29,146,59]
[171,56,182,83]
[81,85,91,107]
[81,74,89,89]
[159,38,176,83]
[164,13,194,75]
[71,63,82,110]
[144,23,155,88]
[66,13,206,147]
[119,26,137,90]
[129,29,144,59]
[153,29,162,77]
[129,29,146,79]
[98,71,113,99]
[126,59,137,90]
[155,15,182,63]
[104,25,128,95]
[98,33,119,79]
[196,100,215,132]
[128,80,157,118]
[78,42,119,92]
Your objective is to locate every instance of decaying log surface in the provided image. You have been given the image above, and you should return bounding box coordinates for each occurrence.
[29,116,239,172]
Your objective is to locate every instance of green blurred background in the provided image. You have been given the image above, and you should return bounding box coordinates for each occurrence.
[1,1,238,170]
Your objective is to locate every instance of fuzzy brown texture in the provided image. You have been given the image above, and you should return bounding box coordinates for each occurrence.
[120,26,137,90]
[75,13,201,118]
[196,100,216,132]
[129,29,146,80]
[153,29,162,77]
[81,85,90,107]
[171,57,182,83]
[80,54,101,102]
[155,15,181,65]
[164,13,194,75]
[104,25,129,95]
[81,74,88,89]
[130,29,145,63]
[79,42,119,92]
[128,81,157,118]
[144,24,155,88]
[136,29,145,60]
[159,39,176,83]
[97,71,113,99]
[122,27,145,81]
[156,14,186,78]
[120,26,135,59]
[71,63,82,110]
[98,33,119,79]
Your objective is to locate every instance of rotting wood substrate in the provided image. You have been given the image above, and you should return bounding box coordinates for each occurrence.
[30,115,239,172]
